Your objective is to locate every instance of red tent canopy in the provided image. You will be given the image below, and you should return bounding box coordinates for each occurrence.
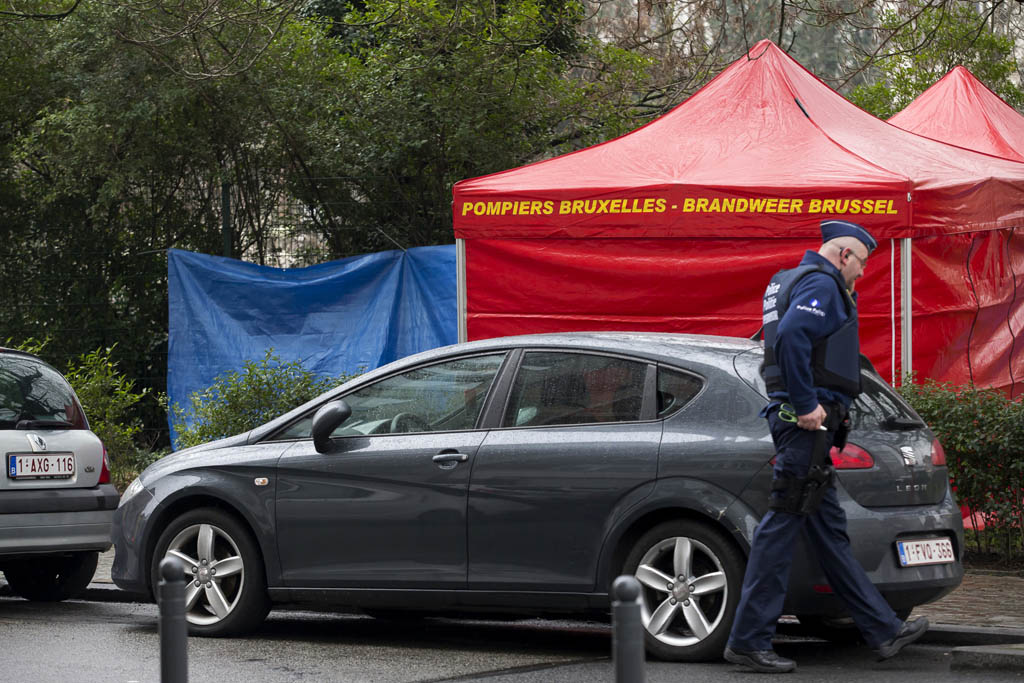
[886,66,1024,397]
[452,42,1024,395]
[455,41,1024,240]
[889,66,1024,162]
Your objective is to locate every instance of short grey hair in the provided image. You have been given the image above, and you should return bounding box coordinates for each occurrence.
[824,236,870,256]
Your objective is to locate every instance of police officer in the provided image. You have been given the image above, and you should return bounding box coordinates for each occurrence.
[723,219,928,673]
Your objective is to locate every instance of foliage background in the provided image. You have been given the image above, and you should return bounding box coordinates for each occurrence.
[1,0,1022,449]
[171,350,357,449]
[899,378,1024,563]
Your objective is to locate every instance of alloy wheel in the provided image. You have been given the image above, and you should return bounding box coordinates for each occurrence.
[163,523,246,626]
[633,535,729,648]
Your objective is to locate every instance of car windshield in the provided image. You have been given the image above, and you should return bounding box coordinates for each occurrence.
[0,355,87,429]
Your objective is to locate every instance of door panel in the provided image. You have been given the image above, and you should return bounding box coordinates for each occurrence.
[469,423,659,591]
[272,352,507,588]
[276,432,485,588]
[468,351,660,592]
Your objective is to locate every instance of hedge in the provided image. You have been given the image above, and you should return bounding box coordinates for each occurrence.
[898,377,1024,560]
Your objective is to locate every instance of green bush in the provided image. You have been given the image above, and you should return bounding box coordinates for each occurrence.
[5,338,166,491]
[172,349,358,449]
[63,346,168,490]
[898,376,1024,559]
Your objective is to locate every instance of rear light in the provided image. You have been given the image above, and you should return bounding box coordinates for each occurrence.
[830,443,874,469]
[98,444,111,484]
[931,439,947,466]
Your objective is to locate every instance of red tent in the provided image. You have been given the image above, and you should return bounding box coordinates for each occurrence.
[887,67,1024,396]
[889,66,1024,162]
[452,41,1024,394]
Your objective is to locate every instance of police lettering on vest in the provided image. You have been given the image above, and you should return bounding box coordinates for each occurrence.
[761,264,861,398]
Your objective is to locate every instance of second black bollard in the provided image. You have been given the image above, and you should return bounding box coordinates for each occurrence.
[158,556,189,683]
[611,575,647,683]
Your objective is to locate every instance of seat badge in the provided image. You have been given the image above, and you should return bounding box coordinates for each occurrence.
[900,446,915,467]
[26,433,47,452]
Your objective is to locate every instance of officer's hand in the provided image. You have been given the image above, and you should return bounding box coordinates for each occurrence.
[797,404,826,431]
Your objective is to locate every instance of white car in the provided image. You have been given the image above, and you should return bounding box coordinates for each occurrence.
[0,348,118,601]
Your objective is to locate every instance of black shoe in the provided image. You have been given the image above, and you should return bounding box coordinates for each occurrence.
[874,616,929,661]
[724,646,797,673]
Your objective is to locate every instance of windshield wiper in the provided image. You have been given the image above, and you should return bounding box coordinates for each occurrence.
[881,415,925,431]
[15,418,75,430]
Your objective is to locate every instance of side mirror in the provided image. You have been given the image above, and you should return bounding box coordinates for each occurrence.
[311,400,352,453]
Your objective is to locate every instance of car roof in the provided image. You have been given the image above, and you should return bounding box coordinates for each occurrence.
[412,331,761,364]
[0,347,44,362]
[237,332,763,446]
[473,331,758,350]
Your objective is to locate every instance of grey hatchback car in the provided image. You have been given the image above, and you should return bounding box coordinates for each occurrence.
[1,348,119,601]
[111,333,962,661]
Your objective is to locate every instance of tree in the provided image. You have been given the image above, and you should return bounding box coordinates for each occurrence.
[280,0,651,255]
[0,4,311,443]
[0,0,650,445]
[847,0,1023,118]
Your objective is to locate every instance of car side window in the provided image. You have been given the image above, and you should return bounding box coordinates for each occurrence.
[502,352,647,428]
[656,367,703,419]
[273,353,507,440]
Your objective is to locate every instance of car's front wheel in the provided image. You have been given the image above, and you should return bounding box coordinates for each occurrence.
[3,551,98,602]
[622,520,744,661]
[151,507,270,636]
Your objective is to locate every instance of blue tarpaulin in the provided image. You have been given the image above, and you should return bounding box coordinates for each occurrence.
[167,246,456,445]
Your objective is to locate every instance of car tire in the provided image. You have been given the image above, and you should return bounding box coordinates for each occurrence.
[622,520,744,662]
[3,551,99,602]
[151,507,270,637]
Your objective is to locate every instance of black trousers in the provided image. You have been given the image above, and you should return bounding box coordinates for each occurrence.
[726,407,902,651]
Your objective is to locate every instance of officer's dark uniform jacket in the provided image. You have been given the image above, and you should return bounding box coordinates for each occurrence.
[761,251,861,414]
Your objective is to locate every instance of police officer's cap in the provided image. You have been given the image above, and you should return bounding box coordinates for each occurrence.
[820,219,877,252]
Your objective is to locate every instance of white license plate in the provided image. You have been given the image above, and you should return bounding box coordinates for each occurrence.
[896,537,955,567]
[7,453,76,479]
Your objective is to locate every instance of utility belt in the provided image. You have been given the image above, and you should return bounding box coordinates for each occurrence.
[769,403,851,516]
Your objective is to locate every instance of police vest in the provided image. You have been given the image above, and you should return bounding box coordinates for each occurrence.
[761,264,862,398]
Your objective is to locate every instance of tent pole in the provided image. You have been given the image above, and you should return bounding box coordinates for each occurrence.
[900,238,913,380]
[890,239,896,386]
[457,238,468,343]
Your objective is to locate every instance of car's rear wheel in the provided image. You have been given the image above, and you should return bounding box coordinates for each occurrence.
[151,507,270,636]
[622,520,744,661]
[3,551,98,602]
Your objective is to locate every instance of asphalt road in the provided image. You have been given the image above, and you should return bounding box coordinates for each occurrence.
[2,596,1022,683]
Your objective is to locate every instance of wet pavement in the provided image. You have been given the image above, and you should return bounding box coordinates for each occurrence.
[36,550,1024,671]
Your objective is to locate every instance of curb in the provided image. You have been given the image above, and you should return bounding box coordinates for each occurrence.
[952,644,1024,671]
[923,624,1024,647]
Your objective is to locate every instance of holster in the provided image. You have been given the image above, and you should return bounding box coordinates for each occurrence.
[832,412,851,451]
[769,405,847,516]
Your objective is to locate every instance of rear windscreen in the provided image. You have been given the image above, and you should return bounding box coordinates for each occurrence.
[0,356,87,429]
[849,373,923,431]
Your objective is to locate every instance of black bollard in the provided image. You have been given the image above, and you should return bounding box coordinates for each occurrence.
[611,575,647,683]
[158,556,189,683]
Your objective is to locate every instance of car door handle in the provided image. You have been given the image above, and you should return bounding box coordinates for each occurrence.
[432,452,469,466]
